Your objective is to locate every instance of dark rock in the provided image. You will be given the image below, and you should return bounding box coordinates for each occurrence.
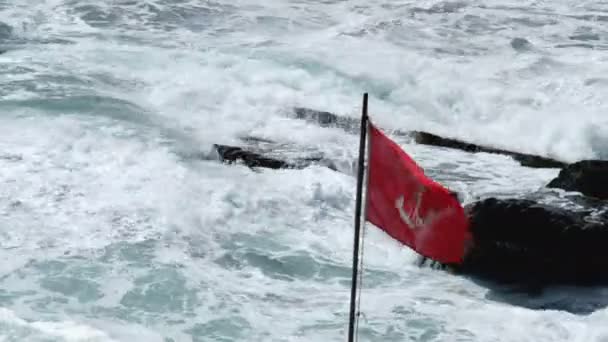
[410,1,467,15]
[291,107,567,169]
[412,131,567,168]
[293,107,360,134]
[555,43,596,49]
[569,33,600,41]
[0,22,12,39]
[510,37,533,51]
[454,197,608,286]
[212,144,339,172]
[237,136,276,145]
[511,154,566,169]
[547,160,608,200]
[213,144,291,169]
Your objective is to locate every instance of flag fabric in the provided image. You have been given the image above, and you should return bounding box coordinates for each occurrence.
[364,122,471,264]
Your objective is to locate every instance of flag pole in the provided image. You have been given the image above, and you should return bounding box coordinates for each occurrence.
[347,93,369,342]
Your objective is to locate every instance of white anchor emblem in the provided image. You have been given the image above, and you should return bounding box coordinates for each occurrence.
[394,185,456,231]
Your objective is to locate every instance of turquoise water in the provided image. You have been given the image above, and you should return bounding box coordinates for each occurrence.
[1,1,608,341]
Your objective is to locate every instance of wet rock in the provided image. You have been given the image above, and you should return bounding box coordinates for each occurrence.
[212,144,338,171]
[291,107,567,169]
[510,37,533,51]
[0,22,12,39]
[410,1,467,15]
[455,197,608,286]
[213,144,291,169]
[293,107,360,134]
[569,33,600,41]
[547,160,608,200]
[411,131,567,168]
[555,43,596,49]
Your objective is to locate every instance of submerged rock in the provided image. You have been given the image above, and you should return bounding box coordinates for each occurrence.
[547,160,608,200]
[411,131,567,168]
[213,144,292,169]
[292,107,360,134]
[291,107,567,169]
[212,144,339,171]
[0,22,12,39]
[510,37,533,52]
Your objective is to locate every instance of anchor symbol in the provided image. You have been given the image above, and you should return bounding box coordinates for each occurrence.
[394,186,455,231]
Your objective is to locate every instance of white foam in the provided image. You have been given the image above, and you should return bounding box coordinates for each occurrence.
[1,0,607,341]
[0,307,116,341]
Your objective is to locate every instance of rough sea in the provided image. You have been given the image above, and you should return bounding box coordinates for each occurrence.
[1,0,608,341]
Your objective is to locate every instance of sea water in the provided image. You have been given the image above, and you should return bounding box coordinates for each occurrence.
[1,1,608,341]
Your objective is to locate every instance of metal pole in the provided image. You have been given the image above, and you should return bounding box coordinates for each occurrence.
[347,93,369,342]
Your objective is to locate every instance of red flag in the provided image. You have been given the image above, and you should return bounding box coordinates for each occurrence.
[365,122,471,264]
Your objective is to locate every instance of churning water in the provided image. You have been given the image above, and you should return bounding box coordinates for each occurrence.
[1,0,608,341]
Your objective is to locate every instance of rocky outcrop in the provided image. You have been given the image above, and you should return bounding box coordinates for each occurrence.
[0,22,12,55]
[455,197,608,286]
[211,108,608,289]
[547,160,608,200]
[291,107,567,169]
[0,22,12,40]
[212,143,608,287]
[411,131,567,168]
[293,107,360,134]
[213,144,291,169]
[212,143,339,171]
